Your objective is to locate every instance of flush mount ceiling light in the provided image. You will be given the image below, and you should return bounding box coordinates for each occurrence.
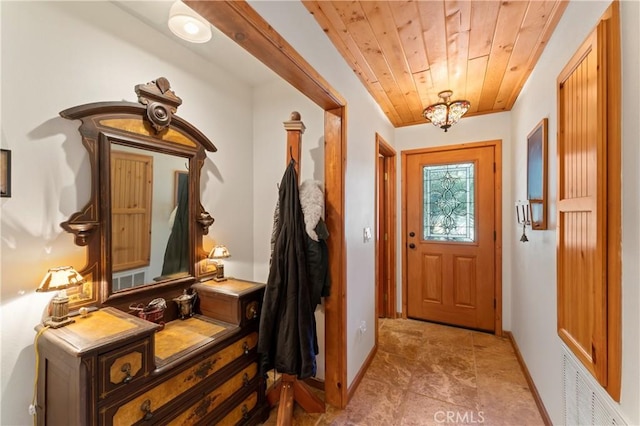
[168,1,212,44]
[423,90,471,132]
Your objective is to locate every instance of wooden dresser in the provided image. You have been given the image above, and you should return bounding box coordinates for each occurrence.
[35,279,269,425]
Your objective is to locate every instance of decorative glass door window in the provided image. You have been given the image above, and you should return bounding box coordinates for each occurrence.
[423,162,475,242]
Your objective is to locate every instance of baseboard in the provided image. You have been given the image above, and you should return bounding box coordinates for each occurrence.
[504,331,552,426]
[346,342,378,402]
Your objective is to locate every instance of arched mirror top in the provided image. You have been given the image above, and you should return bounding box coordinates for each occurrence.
[60,77,217,310]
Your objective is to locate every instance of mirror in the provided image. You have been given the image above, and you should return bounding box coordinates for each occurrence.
[60,78,217,308]
[110,143,190,291]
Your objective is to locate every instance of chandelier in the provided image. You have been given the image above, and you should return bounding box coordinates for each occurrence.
[423,90,470,132]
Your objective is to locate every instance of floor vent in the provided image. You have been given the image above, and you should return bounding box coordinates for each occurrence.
[562,347,626,425]
[112,271,146,292]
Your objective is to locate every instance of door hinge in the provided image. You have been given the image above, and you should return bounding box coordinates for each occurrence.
[384,293,388,302]
[384,233,388,241]
[493,162,496,173]
[592,343,596,363]
[494,230,496,241]
[384,172,388,181]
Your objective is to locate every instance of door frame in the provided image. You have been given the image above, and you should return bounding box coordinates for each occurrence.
[375,133,397,321]
[401,140,503,336]
[187,1,348,408]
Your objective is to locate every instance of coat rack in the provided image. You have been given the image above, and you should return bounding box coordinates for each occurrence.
[266,111,325,425]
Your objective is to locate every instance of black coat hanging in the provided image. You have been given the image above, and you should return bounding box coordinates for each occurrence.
[258,160,318,379]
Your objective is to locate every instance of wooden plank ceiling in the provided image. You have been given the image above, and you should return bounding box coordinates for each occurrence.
[302,1,568,128]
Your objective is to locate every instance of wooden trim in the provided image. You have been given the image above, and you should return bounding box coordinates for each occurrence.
[494,141,503,337]
[604,0,621,401]
[375,133,397,320]
[400,140,503,335]
[401,152,408,319]
[186,1,345,111]
[504,331,552,426]
[346,342,378,402]
[324,107,348,408]
[186,1,349,409]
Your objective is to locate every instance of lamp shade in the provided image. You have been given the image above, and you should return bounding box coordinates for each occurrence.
[36,266,86,292]
[208,245,230,260]
[423,90,470,132]
[168,1,212,44]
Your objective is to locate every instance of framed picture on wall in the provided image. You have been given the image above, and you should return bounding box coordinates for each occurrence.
[527,118,548,230]
[0,149,11,198]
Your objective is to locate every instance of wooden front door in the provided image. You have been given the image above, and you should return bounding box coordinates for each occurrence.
[405,144,496,331]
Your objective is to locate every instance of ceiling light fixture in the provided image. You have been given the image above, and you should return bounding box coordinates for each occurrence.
[423,90,470,132]
[168,1,212,44]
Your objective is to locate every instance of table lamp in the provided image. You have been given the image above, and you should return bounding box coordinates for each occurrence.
[208,245,230,282]
[36,266,86,328]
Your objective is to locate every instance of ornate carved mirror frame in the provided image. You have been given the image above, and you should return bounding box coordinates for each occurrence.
[60,77,217,309]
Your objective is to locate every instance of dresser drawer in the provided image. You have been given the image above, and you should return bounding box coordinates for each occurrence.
[217,391,258,426]
[98,336,153,401]
[193,279,265,327]
[100,332,258,425]
[166,364,258,425]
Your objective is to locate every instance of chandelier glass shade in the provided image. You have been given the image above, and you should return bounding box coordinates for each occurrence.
[423,90,470,132]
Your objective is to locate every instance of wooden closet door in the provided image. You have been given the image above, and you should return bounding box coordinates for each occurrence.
[557,29,607,384]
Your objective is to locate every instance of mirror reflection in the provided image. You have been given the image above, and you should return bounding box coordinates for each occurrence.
[110,143,190,291]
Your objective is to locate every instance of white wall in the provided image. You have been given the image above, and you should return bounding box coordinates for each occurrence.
[252,77,326,378]
[248,1,395,387]
[509,1,640,424]
[0,2,259,424]
[394,112,514,330]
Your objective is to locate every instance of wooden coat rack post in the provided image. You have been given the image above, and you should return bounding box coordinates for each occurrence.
[266,112,325,425]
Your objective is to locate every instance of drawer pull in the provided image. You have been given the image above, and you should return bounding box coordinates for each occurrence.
[246,301,259,320]
[140,399,153,421]
[194,358,218,379]
[121,362,133,384]
[242,372,250,387]
[241,404,249,420]
[242,342,249,355]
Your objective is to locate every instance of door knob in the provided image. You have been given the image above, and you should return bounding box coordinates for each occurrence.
[409,243,416,249]
[409,232,415,237]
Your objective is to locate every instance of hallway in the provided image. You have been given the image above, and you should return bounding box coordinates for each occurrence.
[264,318,545,425]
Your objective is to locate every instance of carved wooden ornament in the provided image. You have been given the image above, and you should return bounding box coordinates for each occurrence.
[134,77,183,133]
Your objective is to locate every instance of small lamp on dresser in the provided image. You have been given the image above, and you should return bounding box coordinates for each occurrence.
[208,245,230,282]
[36,266,86,328]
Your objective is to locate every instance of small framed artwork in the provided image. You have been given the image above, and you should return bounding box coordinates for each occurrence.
[0,149,11,198]
[527,118,548,230]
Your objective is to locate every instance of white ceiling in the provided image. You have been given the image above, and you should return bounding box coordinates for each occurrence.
[111,0,279,87]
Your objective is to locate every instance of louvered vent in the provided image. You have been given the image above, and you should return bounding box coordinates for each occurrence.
[562,348,626,425]
[112,271,146,292]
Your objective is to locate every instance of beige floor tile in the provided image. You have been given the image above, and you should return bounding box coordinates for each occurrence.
[261,319,545,426]
[399,391,484,426]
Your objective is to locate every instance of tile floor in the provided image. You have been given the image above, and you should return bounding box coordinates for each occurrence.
[262,318,545,425]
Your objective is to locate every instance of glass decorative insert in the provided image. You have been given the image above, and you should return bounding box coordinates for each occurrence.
[423,163,475,242]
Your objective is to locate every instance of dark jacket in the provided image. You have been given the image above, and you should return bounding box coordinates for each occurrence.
[307,219,330,308]
[258,161,317,379]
